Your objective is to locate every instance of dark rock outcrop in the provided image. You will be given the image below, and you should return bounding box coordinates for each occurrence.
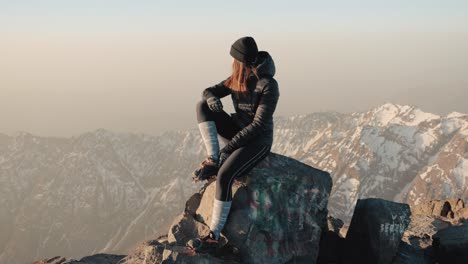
[343,198,411,264]
[432,224,468,264]
[317,216,346,264]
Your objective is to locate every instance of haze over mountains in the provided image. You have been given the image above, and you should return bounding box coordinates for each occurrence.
[0,103,467,264]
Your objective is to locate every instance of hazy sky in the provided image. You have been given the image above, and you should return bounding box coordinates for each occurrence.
[1,1,468,136]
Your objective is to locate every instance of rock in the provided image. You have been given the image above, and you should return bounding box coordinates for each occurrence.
[339,224,349,239]
[454,207,468,221]
[446,198,465,212]
[32,256,68,264]
[392,214,452,264]
[33,254,126,264]
[432,224,468,264]
[411,199,465,219]
[119,235,168,264]
[317,216,346,264]
[326,215,345,234]
[168,152,332,264]
[70,254,126,264]
[393,199,468,264]
[161,248,240,264]
[316,215,346,263]
[392,241,434,264]
[412,200,451,218]
[185,193,203,216]
[167,213,212,246]
[316,231,344,264]
[403,215,452,240]
[343,198,411,264]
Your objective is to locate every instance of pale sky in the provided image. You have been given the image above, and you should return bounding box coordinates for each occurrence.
[1,1,468,136]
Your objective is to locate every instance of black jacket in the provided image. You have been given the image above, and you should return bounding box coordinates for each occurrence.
[202,51,280,154]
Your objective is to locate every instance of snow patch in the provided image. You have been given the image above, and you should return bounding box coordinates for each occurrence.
[452,158,468,187]
[414,129,437,152]
[303,130,325,150]
[372,103,400,126]
[441,117,466,135]
[405,109,440,126]
[447,112,467,118]
[338,177,360,192]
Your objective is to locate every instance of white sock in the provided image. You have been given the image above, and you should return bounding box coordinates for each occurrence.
[209,199,232,240]
[198,121,220,161]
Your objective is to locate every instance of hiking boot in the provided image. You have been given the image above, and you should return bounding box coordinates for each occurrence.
[186,231,219,254]
[192,157,219,182]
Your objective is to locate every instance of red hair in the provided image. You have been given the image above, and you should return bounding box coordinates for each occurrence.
[224,59,259,97]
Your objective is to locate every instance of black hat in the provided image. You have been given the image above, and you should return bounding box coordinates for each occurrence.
[230,36,258,66]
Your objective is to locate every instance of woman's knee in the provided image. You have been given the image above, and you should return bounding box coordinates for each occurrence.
[196,100,211,122]
[196,100,207,113]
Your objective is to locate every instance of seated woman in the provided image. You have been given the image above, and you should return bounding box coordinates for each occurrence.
[191,36,280,253]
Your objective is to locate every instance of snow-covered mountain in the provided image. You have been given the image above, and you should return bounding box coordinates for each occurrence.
[0,103,467,264]
[273,103,467,222]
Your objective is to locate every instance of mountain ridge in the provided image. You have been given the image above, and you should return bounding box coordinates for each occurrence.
[0,103,466,263]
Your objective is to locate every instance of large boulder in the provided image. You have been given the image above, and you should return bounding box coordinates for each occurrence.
[343,198,411,264]
[316,216,346,264]
[432,224,468,264]
[166,152,333,264]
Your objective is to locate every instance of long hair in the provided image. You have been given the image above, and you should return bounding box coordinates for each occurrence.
[224,59,259,98]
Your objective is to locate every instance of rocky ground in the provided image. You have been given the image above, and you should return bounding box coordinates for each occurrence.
[34,153,468,264]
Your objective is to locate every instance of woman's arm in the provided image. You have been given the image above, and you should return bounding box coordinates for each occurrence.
[221,79,280,154]
[202,77,231,101]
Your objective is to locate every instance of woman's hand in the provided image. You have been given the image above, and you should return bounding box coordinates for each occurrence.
[207,97,223,112]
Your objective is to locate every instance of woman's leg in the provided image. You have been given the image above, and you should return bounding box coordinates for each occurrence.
[209,143,271,239]
[196,100,240,161]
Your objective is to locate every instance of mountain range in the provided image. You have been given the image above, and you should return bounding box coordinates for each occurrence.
[0,103,466,264]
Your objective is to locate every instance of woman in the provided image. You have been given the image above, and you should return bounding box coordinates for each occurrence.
[190,36,280,253]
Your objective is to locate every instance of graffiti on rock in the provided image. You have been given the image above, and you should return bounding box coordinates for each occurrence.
[379,213,409,244]
[245,175,327,257]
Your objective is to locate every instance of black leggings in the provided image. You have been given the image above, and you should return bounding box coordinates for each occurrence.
[196,100,271,201]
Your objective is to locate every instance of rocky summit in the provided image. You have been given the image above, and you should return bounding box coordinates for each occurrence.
[163,152,332,264]
[35,152,334,264]
[33,151,468,263]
